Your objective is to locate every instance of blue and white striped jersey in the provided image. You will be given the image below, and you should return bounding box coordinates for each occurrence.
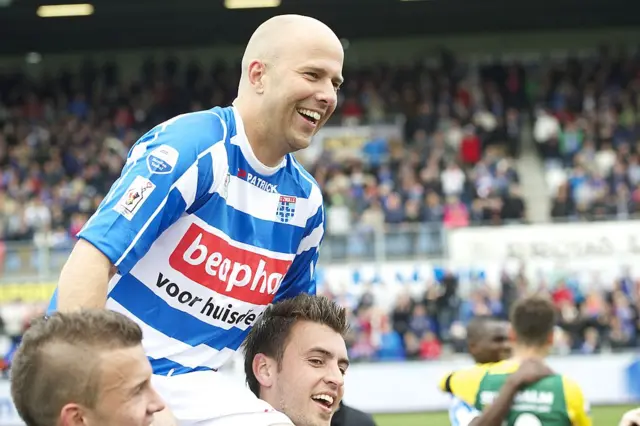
[48,106,325,376]
[449,396,481,426]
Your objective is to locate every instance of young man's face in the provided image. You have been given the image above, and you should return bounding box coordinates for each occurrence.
[265,320,349,426]
[85,345,165,426]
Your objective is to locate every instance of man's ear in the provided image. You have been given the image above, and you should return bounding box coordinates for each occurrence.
[247,60,266,94]
[252,353,276,389]
[59,403,87,426]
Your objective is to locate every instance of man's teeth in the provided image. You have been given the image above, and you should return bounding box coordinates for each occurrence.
[298,109,321,121]
[312,394,334,406]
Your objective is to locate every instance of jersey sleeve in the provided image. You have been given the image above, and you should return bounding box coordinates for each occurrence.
[441,365,487,407]
[562,376,592,426]
[273,197,324,301]
[449,396,481,426]
[78,111,227,276]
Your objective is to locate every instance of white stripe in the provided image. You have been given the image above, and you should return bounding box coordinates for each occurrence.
[115,142,224,267]
[176,163,199,207]
[222,176,310,228]
[107,299,232,370]
[296,223,324,255]
[208,142,230,194]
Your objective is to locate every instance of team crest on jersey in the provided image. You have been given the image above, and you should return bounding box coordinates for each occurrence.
[147,144,179,174]
[276,196,296,223]
[114,176,156,220]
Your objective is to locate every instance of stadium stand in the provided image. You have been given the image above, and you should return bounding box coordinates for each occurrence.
[537,46,640,221]
[0,48,638,370]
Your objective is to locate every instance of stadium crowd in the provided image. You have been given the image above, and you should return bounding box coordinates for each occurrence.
[535,46,640,220]
[319,264,640,362]
[0,52,529,250]
[0,47,639,368]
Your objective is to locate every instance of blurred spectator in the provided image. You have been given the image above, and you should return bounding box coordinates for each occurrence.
[541,49,640,220]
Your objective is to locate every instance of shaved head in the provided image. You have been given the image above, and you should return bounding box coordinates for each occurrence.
[233,14,344,165]
[466,316,511,364]
[239,14,342,89]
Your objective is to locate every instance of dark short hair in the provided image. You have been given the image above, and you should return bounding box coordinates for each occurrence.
[10,309,144,426]
[242,294,348,397]
[510,295,556,346]
[466,315,497,345]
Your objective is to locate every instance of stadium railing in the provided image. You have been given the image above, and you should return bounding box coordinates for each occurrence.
[2,213,640,284]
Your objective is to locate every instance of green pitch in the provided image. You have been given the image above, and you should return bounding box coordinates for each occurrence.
[373,405,637,426]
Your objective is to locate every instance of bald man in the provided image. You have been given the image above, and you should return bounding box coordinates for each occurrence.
[47,14,344,426]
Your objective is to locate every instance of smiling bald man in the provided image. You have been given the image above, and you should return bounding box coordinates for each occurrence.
[49,13,344,426]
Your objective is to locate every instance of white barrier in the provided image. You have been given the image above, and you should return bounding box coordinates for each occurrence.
[446,220,640,285]
[0,353,637,424]
[0,381,21,426]
[338,353,640,413]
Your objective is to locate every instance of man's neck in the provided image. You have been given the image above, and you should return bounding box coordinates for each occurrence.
[511,344,548,361]
[233,99,286,168]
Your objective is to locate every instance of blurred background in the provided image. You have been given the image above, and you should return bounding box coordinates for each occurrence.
[0,0,640,424]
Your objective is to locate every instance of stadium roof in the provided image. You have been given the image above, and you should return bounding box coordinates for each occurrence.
[0,0,636,55]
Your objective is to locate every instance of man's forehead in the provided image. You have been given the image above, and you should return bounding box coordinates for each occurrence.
[99,346,151,387]
[282,34,343,68]
[288,321,347,356]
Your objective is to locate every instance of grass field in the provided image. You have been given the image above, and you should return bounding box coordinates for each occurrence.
[372,405,636,425]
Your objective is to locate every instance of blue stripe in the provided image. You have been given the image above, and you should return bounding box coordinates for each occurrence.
[303,203,324,237]
[47,288,58,314]
[192,194,305,254]
[289,154,318,195]
[149,356,216,376]
[109,275,248,352]
[194,149,215,200]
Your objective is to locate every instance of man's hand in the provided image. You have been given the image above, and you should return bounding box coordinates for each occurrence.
[507,358,554,388]
[619,407,640,426]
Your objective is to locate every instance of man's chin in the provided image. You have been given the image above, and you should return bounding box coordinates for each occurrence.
[288,136,312,153]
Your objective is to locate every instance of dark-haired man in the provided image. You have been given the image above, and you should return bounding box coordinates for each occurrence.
[240,293,350,426]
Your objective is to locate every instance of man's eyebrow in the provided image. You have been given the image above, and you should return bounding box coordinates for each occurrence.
[305,66,344,85]
[128,377,149,395]
[307,347,350,368]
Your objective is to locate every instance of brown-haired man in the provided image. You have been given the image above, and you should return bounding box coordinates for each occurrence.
[238,293,350,426]
[10,309,166,426]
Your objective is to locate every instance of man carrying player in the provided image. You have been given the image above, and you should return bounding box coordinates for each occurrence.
[10,310,167,426]
[49,13,344,425]
[441,296,591,426]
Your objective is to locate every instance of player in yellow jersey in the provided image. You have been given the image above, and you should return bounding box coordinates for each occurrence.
[441,295,591,426]
[440,316,553,426]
